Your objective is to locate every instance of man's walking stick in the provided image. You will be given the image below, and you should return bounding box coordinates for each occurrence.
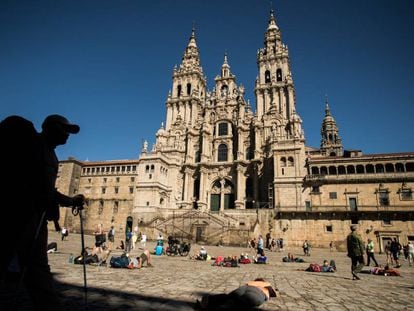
[73,205,87,309]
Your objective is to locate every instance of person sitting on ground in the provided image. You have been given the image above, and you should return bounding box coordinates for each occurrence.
[116,240,125,250]
[254,252,267,264]
[197,278,277,310]
[154,241,164,256]
[321,259,336,272]
[282,253,305,263]
[91,244,111,264]
[47,242,58,254]
[193,246,208,260]
[157,233,164,246]
[238,253,251,264]
[305,259,336,272]
[137,249,153,268]
[365,264,401,276]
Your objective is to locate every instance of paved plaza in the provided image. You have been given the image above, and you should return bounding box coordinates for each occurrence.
[2,231,414,310]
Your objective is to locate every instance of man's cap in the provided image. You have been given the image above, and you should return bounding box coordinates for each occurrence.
[42,114,80,134]
[350,225,358,231]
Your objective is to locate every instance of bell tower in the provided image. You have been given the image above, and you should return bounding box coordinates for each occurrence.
[253,9,307,210]
[165,28,207,131]
[320,101,343,157]
[254,9,303,149]
[255,9,296,122]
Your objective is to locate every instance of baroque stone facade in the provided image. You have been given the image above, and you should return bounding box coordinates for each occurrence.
[56,11,414,251]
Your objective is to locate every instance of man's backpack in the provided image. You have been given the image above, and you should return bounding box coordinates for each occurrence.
[110,254,129,268]
[307,263,321,272]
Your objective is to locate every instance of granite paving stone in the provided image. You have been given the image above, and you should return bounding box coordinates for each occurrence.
[1,231,414,310]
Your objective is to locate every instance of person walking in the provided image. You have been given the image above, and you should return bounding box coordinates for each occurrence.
[390,238,402,268]
[407,241,414,266]
[131,231,138,250]
[366,238,379,267]
[346,224,365,280]
[107,226,115,250]
[257,235,264,256]
[385,241,394,265]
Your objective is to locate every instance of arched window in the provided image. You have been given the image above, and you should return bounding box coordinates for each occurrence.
[320,166,328,175]
[193,178,200,201]
[328,134,333,142]
[375,164,384,173]
[366,164,374,173]
[338,166,346,175]
[265,70,271,83]
[311,167,319,175]
[288,157,294,167]
[245,147,253,160]
[356,165,364,174]
[385,163,394,172]
[150,165,155,172]
[395,163,404,172]
[329,166,337,175]
[407,162,414,172]
[177,84,182,97]
[145,165,149,173]
[347,165,355,174]
[218,144,228,162]
[276,68,282,82]
[329,152,337,156]
[280,157,287,167]
[187,83,192,95]
[218,122,228,136]
[195,150,201,163]
[245,177,253,198]
[220,85,228,97]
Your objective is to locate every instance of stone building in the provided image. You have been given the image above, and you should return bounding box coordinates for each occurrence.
[56,10,414,251]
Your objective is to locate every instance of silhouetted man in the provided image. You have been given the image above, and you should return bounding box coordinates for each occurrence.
[0,114,85,310]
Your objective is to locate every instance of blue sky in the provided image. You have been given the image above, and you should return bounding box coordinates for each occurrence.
[1,0,413,161]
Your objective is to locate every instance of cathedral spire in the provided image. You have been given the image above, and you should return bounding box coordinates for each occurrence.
[166,26,207,131]
[221,52,231,78]
[325,96,331,116]
[180,27,202,71]
[268,8,279,31]
[320,100,343,157]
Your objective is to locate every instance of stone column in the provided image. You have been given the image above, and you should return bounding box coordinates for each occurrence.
[166,103,172,130]
[220,179,225,212]
[256,89,264,119]
[287,86,294,119]
[253,163,259,204]
[235,165,246,209]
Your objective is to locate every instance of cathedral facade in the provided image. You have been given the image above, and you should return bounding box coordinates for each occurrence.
[56,11,414,251]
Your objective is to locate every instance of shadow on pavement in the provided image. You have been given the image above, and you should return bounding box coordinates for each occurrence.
[1,276,197,311]
[55,278,197,311]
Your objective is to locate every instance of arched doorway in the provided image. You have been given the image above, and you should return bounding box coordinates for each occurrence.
[210,178,235,212]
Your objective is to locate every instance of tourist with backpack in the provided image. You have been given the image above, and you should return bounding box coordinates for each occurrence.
[347,225,365,280]
[390,238,402,268]
[0,114,85,310]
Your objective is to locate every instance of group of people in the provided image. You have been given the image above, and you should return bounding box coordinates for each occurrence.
[384,238,414,267]
[346,225,409,280]
[250,235,285,253]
